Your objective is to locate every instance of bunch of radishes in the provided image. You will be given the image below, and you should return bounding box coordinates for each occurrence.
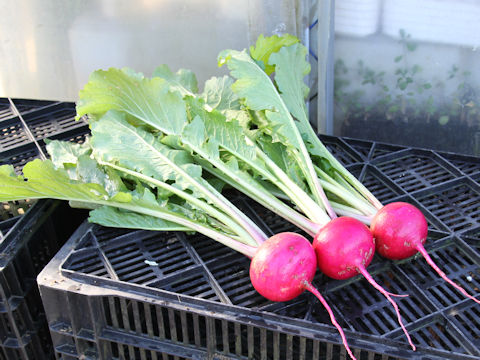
[0,34,477,360]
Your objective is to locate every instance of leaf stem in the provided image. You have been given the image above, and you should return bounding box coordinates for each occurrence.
[118,203,258,257]
[294,147,337,219]
[106,120,268,246]
[329,202,373,225]
[224,51,336,219]
[111,105,268,246]
[255,148,331,226]
[3,186,258,257]
[263,76,336,218]
[99,160,264,247]
[199,159,322,236]
[316,171,378,216]
[305,125,383,210]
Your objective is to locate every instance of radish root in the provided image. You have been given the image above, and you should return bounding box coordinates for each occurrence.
[416,245,480,305]
[357,265,416,351]
[303,281,357,360]
[385,291,409,298]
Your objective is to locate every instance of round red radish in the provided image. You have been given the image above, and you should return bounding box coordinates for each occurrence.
[371,202,428,260]
[250,231,357,359]
[312,216,416,350]
[313,217,374,280]
[249,232,316,302]
[371,202,480,305]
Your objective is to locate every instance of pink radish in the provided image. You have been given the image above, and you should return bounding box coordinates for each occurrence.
[312,217,416,351]
[250,232,357,360]
[371,202,480,305]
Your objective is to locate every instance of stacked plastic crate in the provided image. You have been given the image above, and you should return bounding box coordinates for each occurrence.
[37,135,480,360]
[0,98,89,359]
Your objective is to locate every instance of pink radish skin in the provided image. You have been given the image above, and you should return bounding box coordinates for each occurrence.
[250,232,357,360]
[371,202,428,260]
[250,232,317,301]
[313,217,374,280]
[371,202,480,305]
[313,217,416,351]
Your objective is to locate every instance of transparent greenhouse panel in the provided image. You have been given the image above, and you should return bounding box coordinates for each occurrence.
[0,0,308,102]
[333,0,480,156]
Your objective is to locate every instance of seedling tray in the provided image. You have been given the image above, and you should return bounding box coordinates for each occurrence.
[37,136,480,360]
[0,98,89,359]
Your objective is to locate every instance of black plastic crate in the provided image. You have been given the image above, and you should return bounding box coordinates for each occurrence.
[438,151,480,178]
[37,136,480,360]
[0,127,89,176]
[371,149,463,194]
[35,138,480,360]
[10,99,57,116]
[0,100,14,122]
[0,98,52,122]
[412,178,480,235]
[38,221,480,359]
[0,198,86,360]
[318,135,366,166]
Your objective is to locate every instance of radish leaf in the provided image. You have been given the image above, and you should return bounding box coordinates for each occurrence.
[0,159,131,204]
[219,48,332,215]
[76,68,187,136]
[89,206,190,231]
[90,111,203,194]
[202,76,239,111]
[153,64,198,95]
[249,34,299,75]
[269,43,311,122]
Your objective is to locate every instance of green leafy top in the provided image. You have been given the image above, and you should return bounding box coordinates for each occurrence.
[153,65,198,96]
[250,35,383,214]
[218,38,335,218]
[75,66,326,233]
[249,33,299,75]
[76,68,187,136]
[0,32,383,258]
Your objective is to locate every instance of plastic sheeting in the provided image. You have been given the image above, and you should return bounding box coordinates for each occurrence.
[0,0,309,101]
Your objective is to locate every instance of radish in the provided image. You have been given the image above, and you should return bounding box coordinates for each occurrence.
[313,217,416,351]
[371,202,480,305]
[250,232,357,360]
